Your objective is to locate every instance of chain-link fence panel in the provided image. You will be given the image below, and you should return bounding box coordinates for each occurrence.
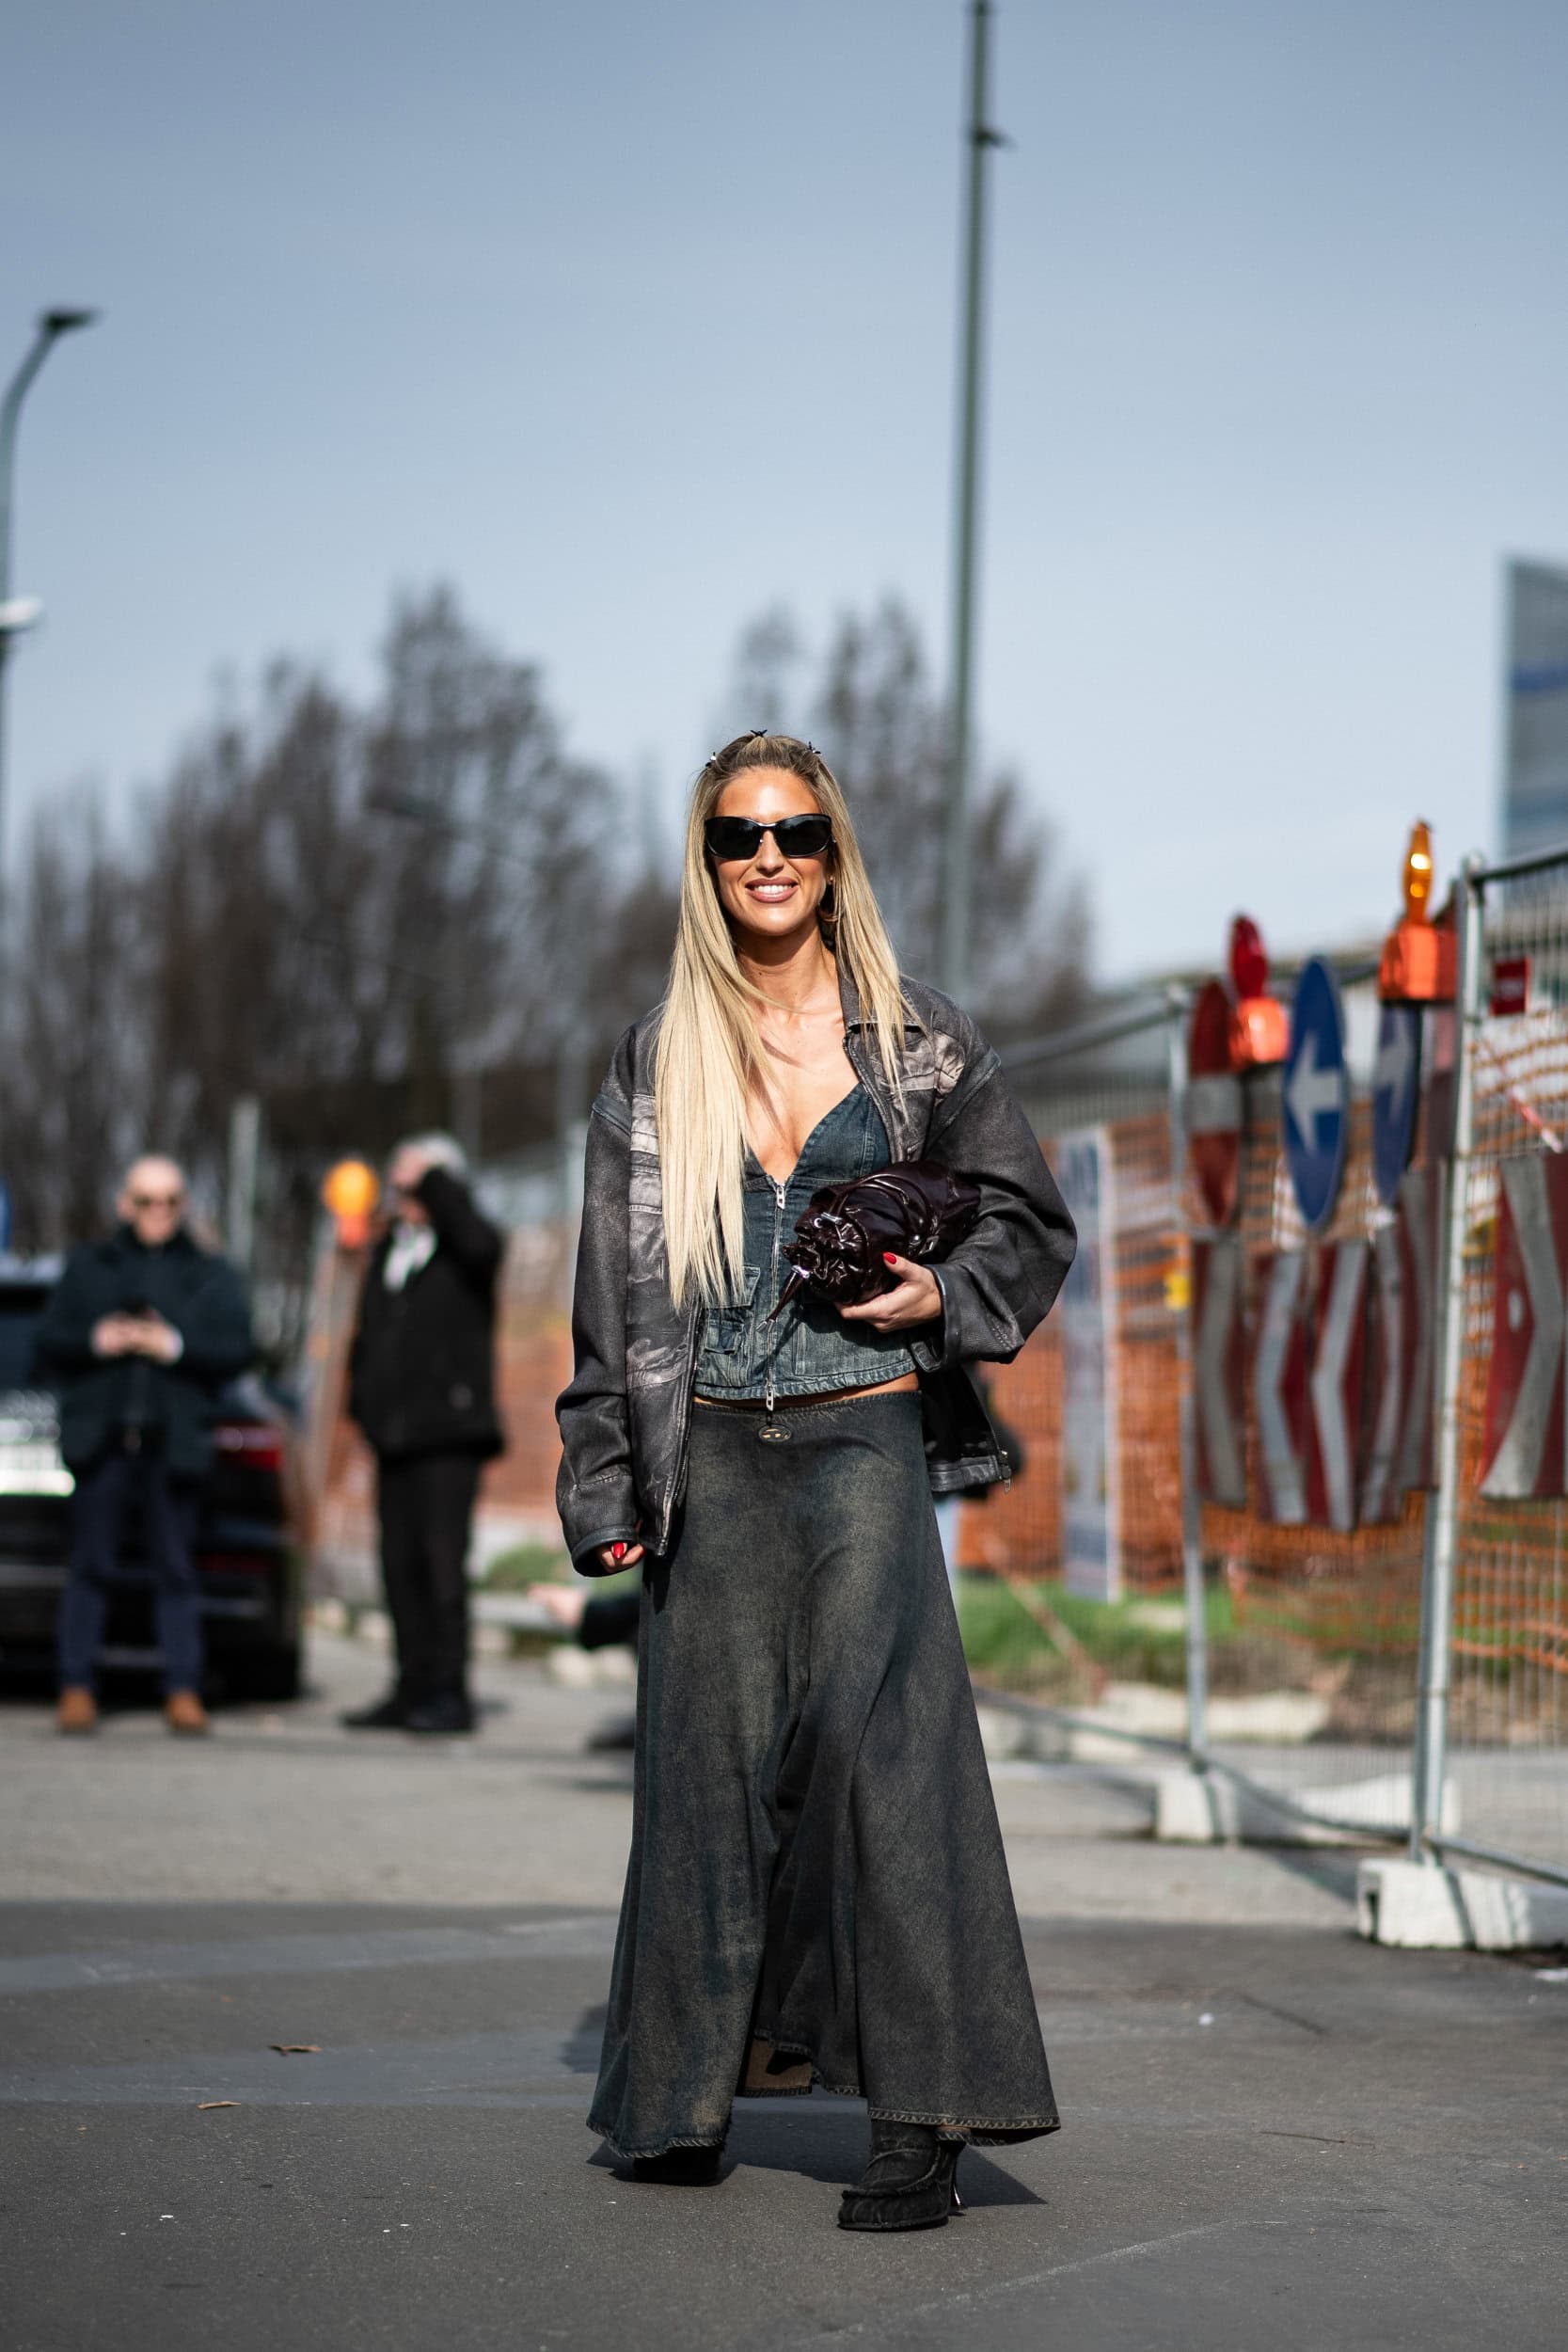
[1438,857,1568,1879]
[978,1098,1184,1589]
[954,1009,1190,1711]
[991,970,1451,1835]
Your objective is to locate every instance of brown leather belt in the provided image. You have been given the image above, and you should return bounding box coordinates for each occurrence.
[692,1373,919,1412]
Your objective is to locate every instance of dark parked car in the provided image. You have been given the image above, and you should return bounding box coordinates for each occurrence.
[0,1260,303,1699]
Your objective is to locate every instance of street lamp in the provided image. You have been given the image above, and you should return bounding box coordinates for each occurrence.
[0,306,101,877]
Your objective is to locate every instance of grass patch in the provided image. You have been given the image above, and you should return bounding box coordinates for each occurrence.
[569,1565,644,1603]
[958,1576,1242,1695]
[958,1575,1395,1700]
[479,1542,644,1612]
[479,1543,572,1591]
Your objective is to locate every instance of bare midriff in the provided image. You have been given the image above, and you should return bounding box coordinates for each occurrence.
[693,1371,919,1408]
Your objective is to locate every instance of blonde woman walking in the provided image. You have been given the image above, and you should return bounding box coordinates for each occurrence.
[557,732,1075,2231]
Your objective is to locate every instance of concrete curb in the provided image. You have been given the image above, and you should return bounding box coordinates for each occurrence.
[1358,1856,1568,1948]
[973,1684,1329,1765]
[1155,1766,1457,1848]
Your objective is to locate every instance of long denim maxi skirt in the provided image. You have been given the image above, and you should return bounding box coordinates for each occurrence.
[588,1390,1059,2160]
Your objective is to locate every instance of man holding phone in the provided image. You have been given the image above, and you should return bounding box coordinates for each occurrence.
[39,1155,255,1735]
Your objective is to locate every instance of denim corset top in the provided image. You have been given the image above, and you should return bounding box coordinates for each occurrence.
[692,1083,916,1405]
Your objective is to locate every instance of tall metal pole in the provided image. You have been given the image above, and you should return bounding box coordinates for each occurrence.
[941,0,1003,1002]
[226,1094,262,1276]
[0,310,99,886]
[0,325,55,884]
[1166,995,1211,1771]
[1409,856,1485,1861]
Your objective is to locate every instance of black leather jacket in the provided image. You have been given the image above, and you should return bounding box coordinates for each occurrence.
[348,1168,506,1462]
[555,969,1076,1571]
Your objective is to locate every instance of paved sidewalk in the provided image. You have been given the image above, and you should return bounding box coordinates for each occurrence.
[2,1636,1564,2350]
[2,1631,1356,1922]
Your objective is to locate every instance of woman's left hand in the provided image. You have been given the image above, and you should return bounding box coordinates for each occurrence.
[837,1253,942,1333]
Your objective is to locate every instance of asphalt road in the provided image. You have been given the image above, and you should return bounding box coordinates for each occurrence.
[3,1632,1565,2351]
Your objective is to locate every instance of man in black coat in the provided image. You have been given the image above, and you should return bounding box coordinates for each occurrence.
[38,1155,255,1736]
[344,1134,506,1734]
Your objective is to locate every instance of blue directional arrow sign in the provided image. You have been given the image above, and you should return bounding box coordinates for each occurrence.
[1371,1004,1422,1207]
[1282,957,1349,1230]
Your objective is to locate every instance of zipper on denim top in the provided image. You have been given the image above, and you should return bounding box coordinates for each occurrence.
[691,1084,916,1404]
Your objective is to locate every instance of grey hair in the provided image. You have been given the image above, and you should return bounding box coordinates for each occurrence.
[391,1131,468,1177]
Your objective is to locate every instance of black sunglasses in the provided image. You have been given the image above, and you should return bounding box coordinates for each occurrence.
[704,813,833,863]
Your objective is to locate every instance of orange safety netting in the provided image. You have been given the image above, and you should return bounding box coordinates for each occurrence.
[1448,986,1568,1752]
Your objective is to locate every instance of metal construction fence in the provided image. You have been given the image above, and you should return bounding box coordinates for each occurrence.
[982,852,1568,1891]
[1427,848,1568,1884]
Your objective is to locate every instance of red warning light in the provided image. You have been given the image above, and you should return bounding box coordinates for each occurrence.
[1227,915,1288,1069]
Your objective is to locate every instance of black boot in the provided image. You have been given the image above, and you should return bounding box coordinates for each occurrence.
[404,1692,476,1735]
[341,1690,411,1729]
[838,2121,961,2233]
[630,2145,723,2185]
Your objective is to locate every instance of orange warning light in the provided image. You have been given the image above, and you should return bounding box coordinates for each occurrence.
[321,1157,380,1248]
[1227,914,1288,1068]
[1378,820,1455,1003]
[1402,819,1434,919]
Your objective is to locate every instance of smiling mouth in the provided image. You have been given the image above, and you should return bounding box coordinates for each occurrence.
[747,880,798,901]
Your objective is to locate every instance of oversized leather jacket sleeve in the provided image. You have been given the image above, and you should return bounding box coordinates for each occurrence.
[905,1025,1077,1375]
[555,1036,641,1566]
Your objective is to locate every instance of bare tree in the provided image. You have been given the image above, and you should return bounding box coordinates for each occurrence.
[1,794,143,1248]
[1,587,1082,1281]
[0,588,676,1272]
[724,597,1091,1039]
[364,591,618,1070]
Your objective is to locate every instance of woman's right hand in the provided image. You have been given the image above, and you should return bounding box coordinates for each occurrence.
[594,1540,646,1573]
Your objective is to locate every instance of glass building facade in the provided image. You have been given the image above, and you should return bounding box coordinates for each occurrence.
[1503,559,1568,861]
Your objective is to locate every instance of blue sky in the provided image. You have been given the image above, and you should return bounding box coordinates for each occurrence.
[4,0,1566,980]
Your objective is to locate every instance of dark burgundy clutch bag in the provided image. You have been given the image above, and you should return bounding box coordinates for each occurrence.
[769,1160,981,1321]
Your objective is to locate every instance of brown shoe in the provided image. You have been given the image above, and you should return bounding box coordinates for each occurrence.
[56,1687,98,1735]
[165,1691,211,1736]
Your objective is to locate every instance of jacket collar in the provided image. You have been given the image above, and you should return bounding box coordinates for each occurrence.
[835,959,922,1039]
[112,1223,194,1259]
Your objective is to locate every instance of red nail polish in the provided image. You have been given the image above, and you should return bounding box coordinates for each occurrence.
[883,1252,898,1265]
[611,1542,626,1561]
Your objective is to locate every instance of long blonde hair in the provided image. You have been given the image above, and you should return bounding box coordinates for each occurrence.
[655,731,911,1309]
